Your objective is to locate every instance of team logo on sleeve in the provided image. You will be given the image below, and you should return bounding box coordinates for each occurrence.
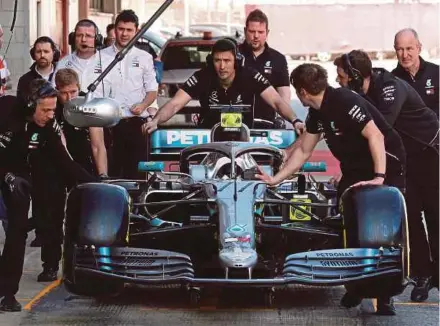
[381,85,396,102]
[254,72,269,85]
[52,120,62,136]
[185,75,198,87]
[0,131,12,148]
[348,105,366,122]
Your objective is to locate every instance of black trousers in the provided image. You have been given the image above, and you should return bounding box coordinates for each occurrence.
[32,177,66,270]
[0,178,31,296]
[405,147,439,279]
[110,117,148,179]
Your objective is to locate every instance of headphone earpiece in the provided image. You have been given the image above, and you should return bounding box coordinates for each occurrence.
[207,38,245,71]
[30,36,61,63]
[342,53,364,93]
[69,19,104,49]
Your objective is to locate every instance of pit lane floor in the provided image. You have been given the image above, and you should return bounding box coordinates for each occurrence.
[0,231,438,326]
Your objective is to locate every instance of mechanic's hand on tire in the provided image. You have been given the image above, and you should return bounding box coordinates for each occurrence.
[142,119,158,135]
[351,177,384,188]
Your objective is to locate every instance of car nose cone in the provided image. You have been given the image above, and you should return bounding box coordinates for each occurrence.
[219,246,257,269]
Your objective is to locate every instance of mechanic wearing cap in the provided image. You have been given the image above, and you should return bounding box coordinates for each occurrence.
[239,9,294,128]
[334,50,439,301]
[0,79,96,312]
[392,28,439,117]
[142,38,303,135]
[101,10,158,179]
[256,63,406,315]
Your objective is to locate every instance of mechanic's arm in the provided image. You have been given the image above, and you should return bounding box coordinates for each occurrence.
[131,55,159,115]
[142,89,192,134]
[276,86,291,105]
[89,127,107,176]
[373,81,406,126]
[260,86,303,133]
[352,121,386,187]
[256,131,321,185]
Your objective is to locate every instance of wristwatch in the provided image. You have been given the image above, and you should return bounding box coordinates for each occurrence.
[374,173,386,179]
[291,118,303,128]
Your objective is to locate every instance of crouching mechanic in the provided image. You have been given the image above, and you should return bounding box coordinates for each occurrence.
[256,64,406,315]
[142,38,304,134]
[334,50,439,300]
[0,80,96,312]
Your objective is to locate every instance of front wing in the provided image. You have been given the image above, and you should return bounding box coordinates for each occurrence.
[71,246,403,287]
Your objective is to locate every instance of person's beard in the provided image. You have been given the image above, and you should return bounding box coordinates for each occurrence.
[37,59,50,69]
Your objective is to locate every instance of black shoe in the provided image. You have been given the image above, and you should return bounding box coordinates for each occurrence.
[37,268,58,282]
[376,297,396,316]
[340,292,362,308]
[411,276,432,302]
[0,296,21,312]
[30,237,42,247]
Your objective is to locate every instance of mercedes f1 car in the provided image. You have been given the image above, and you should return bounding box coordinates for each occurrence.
[63,108,410,307]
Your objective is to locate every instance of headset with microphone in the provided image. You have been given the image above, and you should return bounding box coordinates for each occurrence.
[342,53,364,94]
[68,19,104,50]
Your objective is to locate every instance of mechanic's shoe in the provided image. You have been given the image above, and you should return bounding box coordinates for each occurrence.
[30,237,42,247]
[340,292,362,308]
[376,297,396,316]
[0,296,21,312]
[411,276,432,302]
[37,268,58,282]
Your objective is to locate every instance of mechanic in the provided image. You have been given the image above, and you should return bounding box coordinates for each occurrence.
[142,38,304,135]
[0,79,96,312]
[392,28,439,117]
[16,37,63,247]
[334,50,439,301]
[55,19,113,96]
[104,23,116,48]
[256,63,406,315]
[239,9,291,127]
[101,10,158,179]
[55,68,108,177]
[17,36,60,105]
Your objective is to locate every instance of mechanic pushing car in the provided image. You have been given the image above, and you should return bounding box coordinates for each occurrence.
[334,50,439,301]
[0,80,96,312]
[239,9,291,125]
[142,38,304,135]
[256,63,407,315]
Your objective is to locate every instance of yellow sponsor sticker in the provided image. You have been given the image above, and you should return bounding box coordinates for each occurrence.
[289,198,312,221]
[221,113,242,128]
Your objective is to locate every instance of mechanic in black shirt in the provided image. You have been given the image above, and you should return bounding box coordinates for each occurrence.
[54,68,108,177]
[238,9,291,126]
[142,38,303,134]
[256,63,406,315]
[334,50,439,301]
[0,80,96,312]
[392,28,439,117]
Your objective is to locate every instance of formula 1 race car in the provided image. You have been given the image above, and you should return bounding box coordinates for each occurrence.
[62,105,410,307]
